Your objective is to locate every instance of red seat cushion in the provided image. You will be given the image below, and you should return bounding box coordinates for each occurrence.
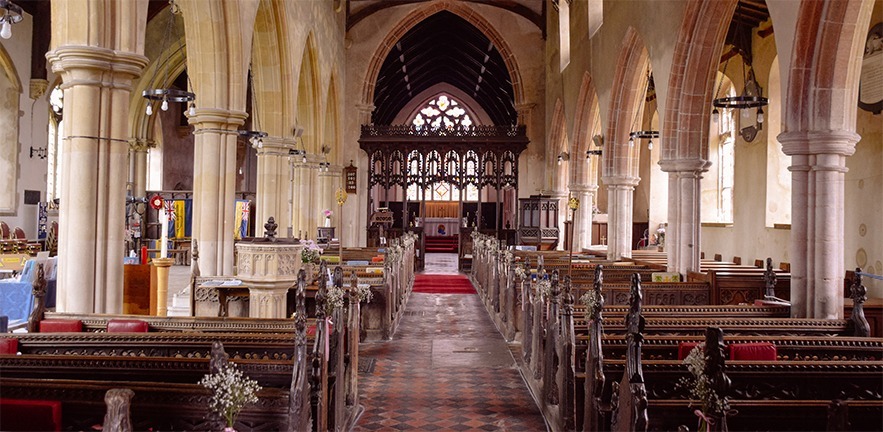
[0,338,18,355]
[106,319,149,333]
[0,398,62,431]
[678,342,702,360]
[38,319,83,333]
[729,342,777,361]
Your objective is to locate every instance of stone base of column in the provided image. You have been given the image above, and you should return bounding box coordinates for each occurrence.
[247,282,291,318]
[152,258,176,317]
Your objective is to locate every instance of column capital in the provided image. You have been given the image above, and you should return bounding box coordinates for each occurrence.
[29,79,49,100]
[657,158,710,173]
[355,103,375,114]
[778,130,859,157]
[601,175,640,187]
[256,136,296,156]
[47,46,148,84]
[568,183,598,193]
[128,138,155,152]
[188,108,248,130]
[514,102,537,114]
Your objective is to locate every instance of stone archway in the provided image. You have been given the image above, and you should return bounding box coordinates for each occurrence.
[779,0,875,319]
[602,27,650,260]
[660,0,737,275]
[569,72,602,250]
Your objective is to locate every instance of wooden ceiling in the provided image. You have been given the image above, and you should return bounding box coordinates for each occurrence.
[371,10,517,126]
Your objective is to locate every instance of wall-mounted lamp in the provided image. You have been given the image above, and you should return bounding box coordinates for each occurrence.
[318,145,331,172]
[628,130,659,150]
[29,146,47,159]
[557,152,570,166]
[592,134,604,148]
[585,149,602,159]
[291,125,307,163]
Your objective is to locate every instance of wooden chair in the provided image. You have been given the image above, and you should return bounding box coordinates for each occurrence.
[0,221,8,239]
[733,256,742,265]
[12,227,25,240]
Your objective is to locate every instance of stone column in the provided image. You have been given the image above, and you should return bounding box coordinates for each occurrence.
[256,136,295,236]
[128,138,154,198]
[569,183,597,251]
[47,46,147,313]
[603,176,639,260]
[188,108,247,276]
[780,130,858,319]
[659,159,708,276]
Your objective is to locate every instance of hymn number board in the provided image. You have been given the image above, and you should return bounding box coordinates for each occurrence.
[344,161,358,193]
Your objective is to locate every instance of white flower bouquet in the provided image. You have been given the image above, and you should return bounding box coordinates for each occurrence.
[199,363,262,430]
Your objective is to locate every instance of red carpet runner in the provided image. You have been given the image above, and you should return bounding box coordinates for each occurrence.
[412,274,475,294]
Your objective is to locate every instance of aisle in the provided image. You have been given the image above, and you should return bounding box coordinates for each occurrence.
[355,255,547,431]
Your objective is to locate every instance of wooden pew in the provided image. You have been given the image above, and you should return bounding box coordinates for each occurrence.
[6,268,360,431]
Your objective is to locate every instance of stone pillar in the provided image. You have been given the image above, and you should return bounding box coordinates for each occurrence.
[659,159,708,276]
[128,138,153,198]
[569,184,597,251]
[780,130,858,319]
[256,136,295,237]
[188,108,247,276]
[603,176,639,260]
[47,46,147,313]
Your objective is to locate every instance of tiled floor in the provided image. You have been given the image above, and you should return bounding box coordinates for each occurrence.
[355,254,547,431]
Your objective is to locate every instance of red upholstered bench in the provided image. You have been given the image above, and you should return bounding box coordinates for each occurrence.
[38,319,83,333]
[0,338,18,355]
[0,398,62,431]
[678,342,702,360]
[107,319,149,333]
[729,342,777,361]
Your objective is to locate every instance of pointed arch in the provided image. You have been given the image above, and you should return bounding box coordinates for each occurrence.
[603,27,651,180]
[784,0,874,135]
[324,72,340,161]
[252,0,294,138]
[360,1,525,112]
[548,98,568,192]
[0,42,20,214]
[662,0,737,162]
[296,32,321,153]
[571,72,601,186]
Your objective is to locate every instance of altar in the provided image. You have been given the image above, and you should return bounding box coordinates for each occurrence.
[421,217,460,237]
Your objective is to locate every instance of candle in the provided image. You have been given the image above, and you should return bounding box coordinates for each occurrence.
[160,208,169,258]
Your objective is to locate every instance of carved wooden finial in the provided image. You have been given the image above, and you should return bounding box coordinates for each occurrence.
[264,217,278,240]
[764,257,777,298]
[850,268,870,337]
[704,327,731,431]
[209,340,229,374]
[103,388,135,432]
[27,264,48,333]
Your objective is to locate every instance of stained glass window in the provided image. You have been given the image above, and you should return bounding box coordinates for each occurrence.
[411,94,475,130]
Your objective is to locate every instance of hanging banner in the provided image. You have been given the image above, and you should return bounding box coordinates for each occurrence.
[37,202,48,240]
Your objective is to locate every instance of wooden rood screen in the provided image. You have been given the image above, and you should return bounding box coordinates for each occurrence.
[359,125,529,234]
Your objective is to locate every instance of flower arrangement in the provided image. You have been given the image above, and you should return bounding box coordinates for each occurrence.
[323,209,333,218]
[579,289,601,311]
[324,283,346,315]
[679,344,725,432]
[354,283,373,303]
[535,277,552,299]
[300,239,321,264]
[199,363,262,430]
[514,265,529,280]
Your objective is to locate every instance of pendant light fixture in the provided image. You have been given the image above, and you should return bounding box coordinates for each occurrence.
[240,67,267,149]
[142,1,195,117]
[628,70,659,151]
[711,44,768,126]
[0,1,23,40]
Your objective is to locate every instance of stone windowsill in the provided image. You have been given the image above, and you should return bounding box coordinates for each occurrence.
[701,222,733,228]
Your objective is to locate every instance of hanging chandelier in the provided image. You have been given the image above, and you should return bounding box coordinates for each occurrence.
[142,0,195,117]
[628,130,659,150]
[289,125,308,164]
[711,52,768,125]
[0,0,23,40]
[627,69,659,150]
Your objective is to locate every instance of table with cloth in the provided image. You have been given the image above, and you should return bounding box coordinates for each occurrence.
[0,258,57,328]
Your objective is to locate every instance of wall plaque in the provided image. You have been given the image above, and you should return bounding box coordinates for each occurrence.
[859,22,883,114]
[344,161,357,193]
